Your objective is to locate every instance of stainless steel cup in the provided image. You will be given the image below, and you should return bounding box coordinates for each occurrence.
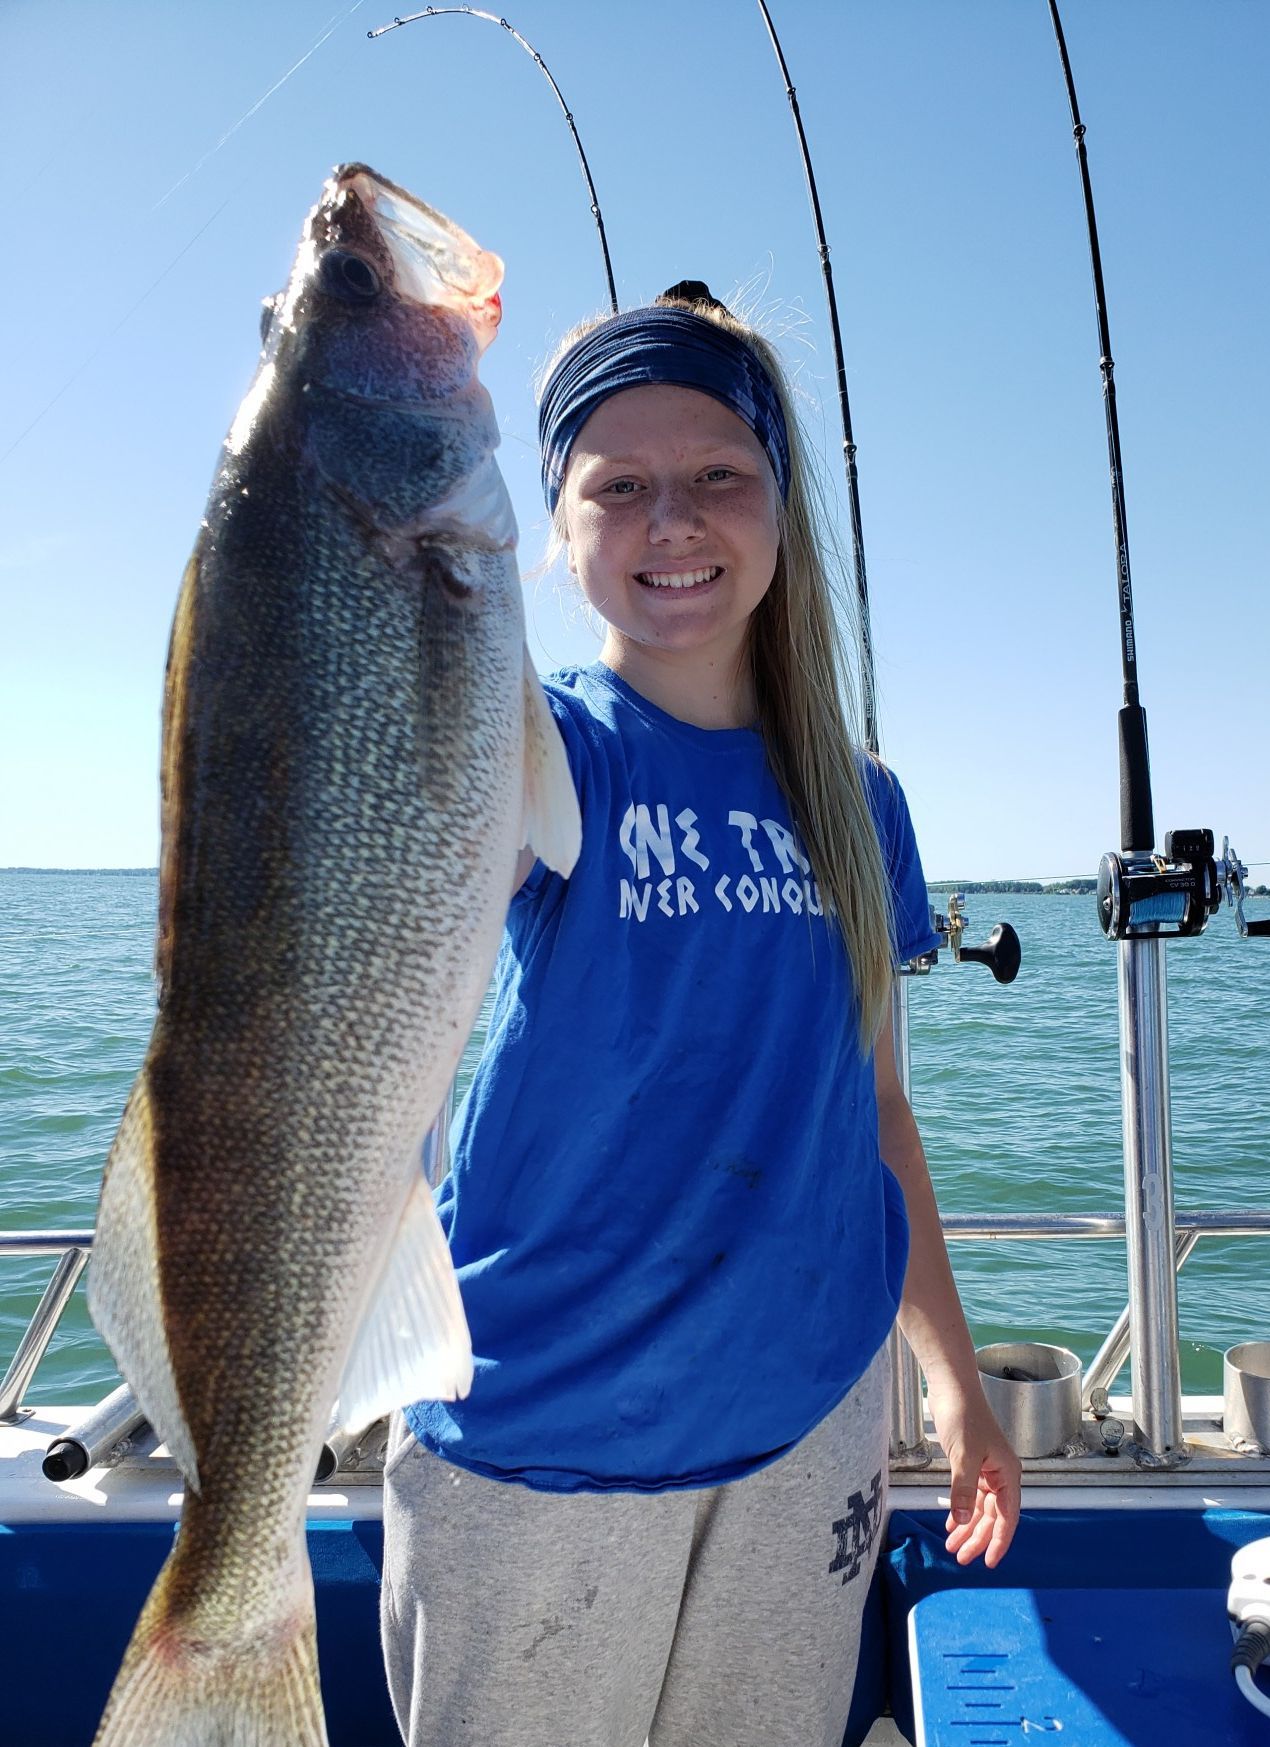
[976,1341,1082,1458]
[1224,1342,1270,1452]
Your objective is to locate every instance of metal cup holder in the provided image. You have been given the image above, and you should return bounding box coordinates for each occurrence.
[977,1341,1082,1458]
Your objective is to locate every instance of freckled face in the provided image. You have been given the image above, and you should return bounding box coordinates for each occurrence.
[560,384,781,665]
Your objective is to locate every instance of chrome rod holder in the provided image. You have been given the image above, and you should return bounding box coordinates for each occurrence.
[887,977,930,1465]
[0,1246,89,1424]
[316,1412,389,1483]
[1117,936,1187,1464]
[42,1382,146,1481]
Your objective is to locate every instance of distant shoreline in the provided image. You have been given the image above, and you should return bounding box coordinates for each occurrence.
[1,867,158,877]
[5,869,1267,898]
[930,879,1270,897]
[928,879,1096,895]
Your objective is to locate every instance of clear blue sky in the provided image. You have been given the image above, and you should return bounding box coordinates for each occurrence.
[2,0,1266,879]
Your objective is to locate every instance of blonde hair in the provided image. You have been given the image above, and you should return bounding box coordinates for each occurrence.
[540,295,895,1046]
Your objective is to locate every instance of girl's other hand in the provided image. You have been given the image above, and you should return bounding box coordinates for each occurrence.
[926,1380,1021,1570]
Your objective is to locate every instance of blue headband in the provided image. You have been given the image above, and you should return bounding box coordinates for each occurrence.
[538,307,792,512]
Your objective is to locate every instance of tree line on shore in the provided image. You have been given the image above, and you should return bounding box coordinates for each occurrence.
[928,878,1270,897]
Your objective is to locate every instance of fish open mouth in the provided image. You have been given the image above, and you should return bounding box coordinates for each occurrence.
[329,165,504,328]
[634,566,722,591]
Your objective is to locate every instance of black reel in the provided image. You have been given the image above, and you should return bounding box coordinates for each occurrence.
[1098,830,1220,940]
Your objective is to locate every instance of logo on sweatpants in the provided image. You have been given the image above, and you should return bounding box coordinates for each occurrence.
[829,1470,883,1585]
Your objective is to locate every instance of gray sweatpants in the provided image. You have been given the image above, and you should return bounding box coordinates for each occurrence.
[380,1344,888,1747]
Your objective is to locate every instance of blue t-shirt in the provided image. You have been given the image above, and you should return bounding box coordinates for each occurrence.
[406,663,939,1492]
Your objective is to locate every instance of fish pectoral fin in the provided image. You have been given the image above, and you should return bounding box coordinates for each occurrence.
[335,1171,473,1430]
[85,1076,200,1490]
[522,646,582,877]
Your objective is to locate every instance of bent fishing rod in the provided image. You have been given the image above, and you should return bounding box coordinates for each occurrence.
[376,5,879,763]
[369,5,618,314]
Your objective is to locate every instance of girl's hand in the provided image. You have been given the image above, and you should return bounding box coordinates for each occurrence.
[926,1379,1021,1570]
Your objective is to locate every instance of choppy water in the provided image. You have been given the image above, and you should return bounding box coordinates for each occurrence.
[2,871,1268,1405]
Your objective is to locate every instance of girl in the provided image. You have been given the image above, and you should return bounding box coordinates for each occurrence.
[380,285,1019,1747]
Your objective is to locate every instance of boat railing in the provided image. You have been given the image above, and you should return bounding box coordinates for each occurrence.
[0,1233,93,1425]
[4,1216,1270,1453]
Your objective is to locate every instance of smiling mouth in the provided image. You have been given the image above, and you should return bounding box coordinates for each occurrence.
[634,566,722,590]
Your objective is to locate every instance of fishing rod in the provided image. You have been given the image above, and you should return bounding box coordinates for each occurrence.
[755,0,876,756]
[754,7,1018,950]
[368,6,618,315]
[1047,1,1151,858]
[1046,1,1267,1473]
[1046,0,1268,948]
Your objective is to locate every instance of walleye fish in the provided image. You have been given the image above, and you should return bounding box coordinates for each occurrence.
[87,164,581,1746]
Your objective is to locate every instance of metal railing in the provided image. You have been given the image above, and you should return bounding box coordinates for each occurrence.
[0,1233,94,1423]
[5,1211,1270,1443]
[891,1208,1270,1466]
[0,1090,468,1428]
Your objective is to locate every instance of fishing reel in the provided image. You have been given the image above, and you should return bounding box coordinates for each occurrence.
[904,893,1021,984]
[1097,832,1270,941]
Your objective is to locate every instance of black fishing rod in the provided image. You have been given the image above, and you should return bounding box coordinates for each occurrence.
[1047,0,1153,857]
[368,6,618,315]
[1047,2,1267,944]
[754,0,877,757]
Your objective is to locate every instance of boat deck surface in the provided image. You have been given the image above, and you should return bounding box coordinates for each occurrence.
[5,1403,1270,1746]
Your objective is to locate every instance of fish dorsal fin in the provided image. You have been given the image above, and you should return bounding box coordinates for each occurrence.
[156,551,201,995]
[86,1076,201,1489]
[522,647,582,878]
[335,1171,473,1431]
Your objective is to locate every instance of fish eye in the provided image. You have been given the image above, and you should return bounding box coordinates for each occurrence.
[320,250,381,303]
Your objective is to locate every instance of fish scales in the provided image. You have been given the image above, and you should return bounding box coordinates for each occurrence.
[86,165,580,1746]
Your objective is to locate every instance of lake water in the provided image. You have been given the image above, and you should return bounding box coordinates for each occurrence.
[2,871,1268,1403]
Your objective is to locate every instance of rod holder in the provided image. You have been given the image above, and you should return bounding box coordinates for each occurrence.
[316,1413,389,1483]
[43,1383,147,1482]
[977,1342,1082,1458]
[1225,1343,1270,1454]
[1117,936,1187,1464]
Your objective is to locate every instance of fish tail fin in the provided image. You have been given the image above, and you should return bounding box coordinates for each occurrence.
[94,1548,328,1747]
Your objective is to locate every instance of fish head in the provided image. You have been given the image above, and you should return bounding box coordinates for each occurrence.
[296,162,504,376]
[230,166,512,538]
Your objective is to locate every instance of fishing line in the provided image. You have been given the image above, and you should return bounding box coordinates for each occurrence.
[1047,0,1154,856]
[151,0,369,212]
[3,4,368,468]
[368,7,617,315]
[755,0,877,755]
[0,186,244,471]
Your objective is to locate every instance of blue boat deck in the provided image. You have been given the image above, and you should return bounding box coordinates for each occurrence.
[6,1403,1270,1746]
